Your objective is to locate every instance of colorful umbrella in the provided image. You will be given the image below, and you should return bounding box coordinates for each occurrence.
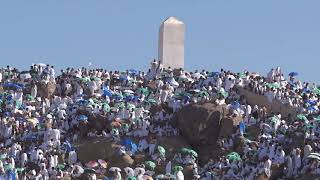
[78,115,88,121]
[84,168,96,174]
[115,102,125,109]
[3,83,24,90]
[142,175,153,180]
[27,118,39,125]
[98,159,108,169]
[307,154,320,161]
[4,164,13,171]
[128,69,139,76]
[111,121,122,128]
[313,88,320,95]
[180,148,198,158]
[0,154,7,160]
[138,87,150,96]
[145,98,157,105]
[109,167,121,172]
[113,92,124,99]
[226,152,241,162]
[270,116,280,123]
[145,161,156,170]
[239,72,247,78]
[56,164,66,170]
[297,114,308,122]
[16,168,25,173]
[219,91,229,98]
[173,166,183,172]
[157,146,166,156]
[265,83,280,89]
[123,90,135,94]
[102,103,111,112]
[198,91,209,97]
[289,72,298,77]
[304,124,314,130]
[86,161,99,168]
[314,115,320,121]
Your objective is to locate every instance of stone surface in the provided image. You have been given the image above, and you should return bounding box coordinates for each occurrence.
[176,103,242,163]
[158,16,185,69]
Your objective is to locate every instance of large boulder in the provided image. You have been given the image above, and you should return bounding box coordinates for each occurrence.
[76,138,134,169]
[177,103,241,163]
[37,81,56,98]
[236,87,298,119]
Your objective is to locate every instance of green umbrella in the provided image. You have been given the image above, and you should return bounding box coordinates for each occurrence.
[270,116,280,123]
[0,154,7,160]
[265,83,280,89]
[188,149,198,158]
[79,77,91,83]
[145,98,157,105]
[16,168,25,173]
[56,164,65,170]
[138,87,150,96]
[121,123,130,131]
[4,164,13,171]
[297,114,308,121]
[180,148,198,158]
[173,166,183,172]
[127,103,136,110]
[127,177,137,180]
[219,91,229,98]
[304,124,314,130]
[115,102,125,109]
[239,72,247,78]
[157,146,166,156]
[181,148,189,154]
[314,115,320,121]
[111,128,119,135]
[94,77,101,81]
[113,92,124,99]
[198,91,209,97]
[313,88,320,95]
[226,152,241,162]
[182,92,192,97]
[133,118,142,124]
[88,99,95,105]
[102,103,111,112]
[145,161,156,170]
[26,94,34,100]
[123,92,132,97]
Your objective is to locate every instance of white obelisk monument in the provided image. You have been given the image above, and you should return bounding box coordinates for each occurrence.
[158,16,185,69]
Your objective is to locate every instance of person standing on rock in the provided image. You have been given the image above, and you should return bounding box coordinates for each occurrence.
[31,82,38,98]
[165,161,172,175]
[175,170,184,180]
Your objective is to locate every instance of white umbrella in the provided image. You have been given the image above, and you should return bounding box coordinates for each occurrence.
[36,63,47,67]
[169,79,179,88]
[134,167,145,176]
[86,161,99,168]
[307,154,320,161]
[193,73,204,79]
[124,167,134,177]
[20,73,32,80]
[109,167,121,172]
[143,175,153,180]
[227,75,235,80]
[309,153,320,157]
[123,90,135,94]
[98,159,108,169]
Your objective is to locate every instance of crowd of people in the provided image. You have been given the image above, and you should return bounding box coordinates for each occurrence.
[0,60,319,180]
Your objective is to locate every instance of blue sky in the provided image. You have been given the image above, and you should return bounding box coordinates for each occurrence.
[0,1,319,83]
